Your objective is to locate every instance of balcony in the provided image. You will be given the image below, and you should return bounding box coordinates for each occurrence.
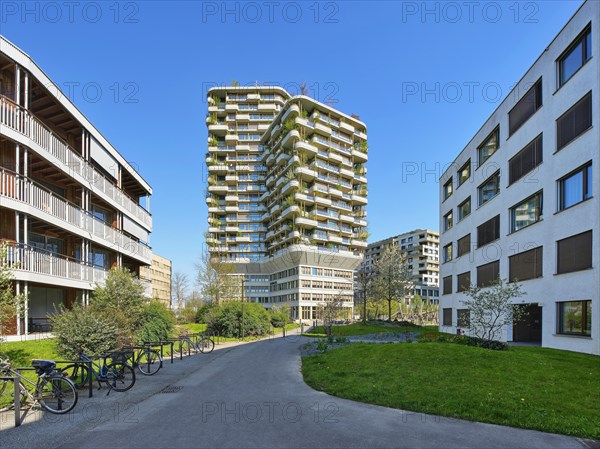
[0,97,152,229]
[0,169,151,263]
[281,104,300,123]
[281,205,299,219]
[351,240,368,248]
[294,141,318,156]
[352,194,368,204]
[225,195,238,202]
[207,123,228,133]
[208,164,228,173]
[296,216,318,229]
[352,148,368,162]
[339,121,355,133]
[276,152,291,166]
[3,244,109,289]
[208,184,228,193]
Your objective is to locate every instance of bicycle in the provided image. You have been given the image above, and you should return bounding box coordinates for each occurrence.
[178,333,215,354]
[61,351,135,395]
[0,355,78,414]
[119,346,163,376]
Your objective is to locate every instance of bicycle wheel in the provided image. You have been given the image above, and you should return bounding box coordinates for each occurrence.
[37,376,78,414]
[136,349,162,376]
[61,364,90,389]
[199,337,215,354]
[106,362,135,392]
[178,339,193,355]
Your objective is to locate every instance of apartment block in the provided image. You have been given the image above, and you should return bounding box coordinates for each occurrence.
[439,0,599,355]
[140,254,172,307]
[360,229,440,303]
[0,37,152,334]
[205,86,368,320]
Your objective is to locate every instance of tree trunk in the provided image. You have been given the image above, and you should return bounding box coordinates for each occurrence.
[388,299,392,322]
[362,296,367,323]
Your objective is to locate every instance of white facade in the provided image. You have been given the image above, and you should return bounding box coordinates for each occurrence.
[0,37,153,334]
[439,0,599,355]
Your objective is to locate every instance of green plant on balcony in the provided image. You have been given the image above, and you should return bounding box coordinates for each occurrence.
[284,195,295,208]
[301,109,308,119]
[231,80,240,87]
[282,118,296,135]
[213,97,222,107]
[207,175,216,185]
[209,136,219,147]
[355,140,368,153]
[208,113,217,125]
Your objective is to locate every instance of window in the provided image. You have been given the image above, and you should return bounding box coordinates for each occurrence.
[477,215,500,247]
[557,91,592,150]
[458,197,471,221]
[478,127,499,166]
[510,191,542,232]
[457,234,471,258]
[457,309,470,327]
[509,246,543,282]
[443,243,453,263]
[458,160,471,186]
[442,276,452,295]
[443,178,453,200]
[558,26,592,87]
[509,78,542,136]
[443,211,453,231]
[509,134,543,185]
[477,260,500,287]
[559,162,592,210]
[457,272,471,293]
[442,308,452,326]
[557,230,592,274]
[478,171,500,206]
[557,300,591,336]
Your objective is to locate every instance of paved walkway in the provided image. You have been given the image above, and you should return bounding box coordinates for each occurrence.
[0,334,588,449]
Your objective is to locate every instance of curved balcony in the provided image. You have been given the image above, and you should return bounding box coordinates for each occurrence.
[0,169,151,263]
[0,96,152,230]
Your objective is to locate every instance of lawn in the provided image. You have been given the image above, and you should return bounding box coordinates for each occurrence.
[302,342,600,440]
[304,321,438,338]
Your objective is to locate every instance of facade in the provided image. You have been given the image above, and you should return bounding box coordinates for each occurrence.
[360,229,440,303]
[140,254,172,307]
[0,37,153,335]
[439,0,599,355]
[205,86,368,320]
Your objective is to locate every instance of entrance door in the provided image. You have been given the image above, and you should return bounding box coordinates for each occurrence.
[512,304,542,342]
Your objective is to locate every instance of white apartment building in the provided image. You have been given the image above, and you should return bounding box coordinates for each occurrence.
[0,37,153,335]
[360,229,440,303]
[205,86,368,320]
[439,0,599,355]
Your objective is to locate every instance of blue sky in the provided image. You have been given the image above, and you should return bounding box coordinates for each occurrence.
[1,0,584,283]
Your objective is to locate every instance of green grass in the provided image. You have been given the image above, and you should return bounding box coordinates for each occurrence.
[304,322,438,338]
[302,342,600,439]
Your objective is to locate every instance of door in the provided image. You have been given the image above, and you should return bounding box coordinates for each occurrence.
[512,304,542,342]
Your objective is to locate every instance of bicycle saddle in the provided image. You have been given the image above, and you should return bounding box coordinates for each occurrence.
[31,359,56,374]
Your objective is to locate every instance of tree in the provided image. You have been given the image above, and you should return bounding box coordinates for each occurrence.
[90,267,146,340]
[0,243,25,336]
[195,252,239,304]
[171,272,189,311]
[317,292,350,337]
[462,278,527,342]
[372,244,413,322]
[354,267,372,323]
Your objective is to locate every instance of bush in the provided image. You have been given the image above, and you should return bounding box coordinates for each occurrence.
[315,339,329,352]
[195,302,215,323]
[452,335,508,351]
[206,302,270,338]
[269,304,289,328]
[50,305,117,360]
[136,301,175,344]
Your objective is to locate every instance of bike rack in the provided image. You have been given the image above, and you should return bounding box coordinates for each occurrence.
[56,360,94,398]
[143,341,175,364]
[0,374,20,427]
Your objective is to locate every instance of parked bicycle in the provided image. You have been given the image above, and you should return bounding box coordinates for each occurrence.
[0,355,78,414]
[119,346,163,376]
[61,351,135,395]
[178,333,215,354]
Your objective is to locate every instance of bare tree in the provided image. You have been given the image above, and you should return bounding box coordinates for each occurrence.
[195,252,239,304]
[171,272,189,312]
[300,81,310,96]
[372,244,413,322]
[354,267,372,323]
[462,278,527,342]
[318,291,351,337]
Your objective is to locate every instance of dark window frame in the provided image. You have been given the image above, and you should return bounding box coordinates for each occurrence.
[509,246,543,282]
[556,91,592,151]
[558,161,593,211]
[510,190,543,233]
[509,134,543,186]
[478,171,500,206]
[442,276,452,295]
[457,272,471,293]
[457,309,470,327]
[477,127,500,167]
[442,308,452,326]
[477,260,500,288]
[443,178,453,201]
[458,159,471,187]
[557,300,592,336]
[477,215,500,248]
[443,210,453,232]
[558,25,592,88]
[457,196,471,221]
[508,78,542,137]
[557,230,593,275]
[457,234,471,258]
[443,243,453,263]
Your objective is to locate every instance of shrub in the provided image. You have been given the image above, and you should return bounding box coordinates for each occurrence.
[269,304,289,328]
[315,339,329,352]
[334,336,348,343]
[452,335,508,351]
[50,305,117,360]
[195,302,215,323]
[206,302,270,338]
[136,301,175,344]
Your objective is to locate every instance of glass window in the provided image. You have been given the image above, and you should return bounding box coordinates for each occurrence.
[509,134,543,185]
[477,260,500,288]
[559,26,592,87]
[509,246,543,282]
[477,215,500,247]
[478,172,500,206]
[442,307,452,325]
[457,272,470,293]
[478,128,499,166]
[509,79,542,136]
[559,162,592,210]
[557,230,592,274]
[457,309,470,327]
[510,191,542,232]
[457,234,471,258]
[458,197,471,221]
[458,160,471,186]
[443,178,453,201]
[556,91,592,151]
[557,300,591,336]
[443,211,453,231]
[443,243,453,263]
